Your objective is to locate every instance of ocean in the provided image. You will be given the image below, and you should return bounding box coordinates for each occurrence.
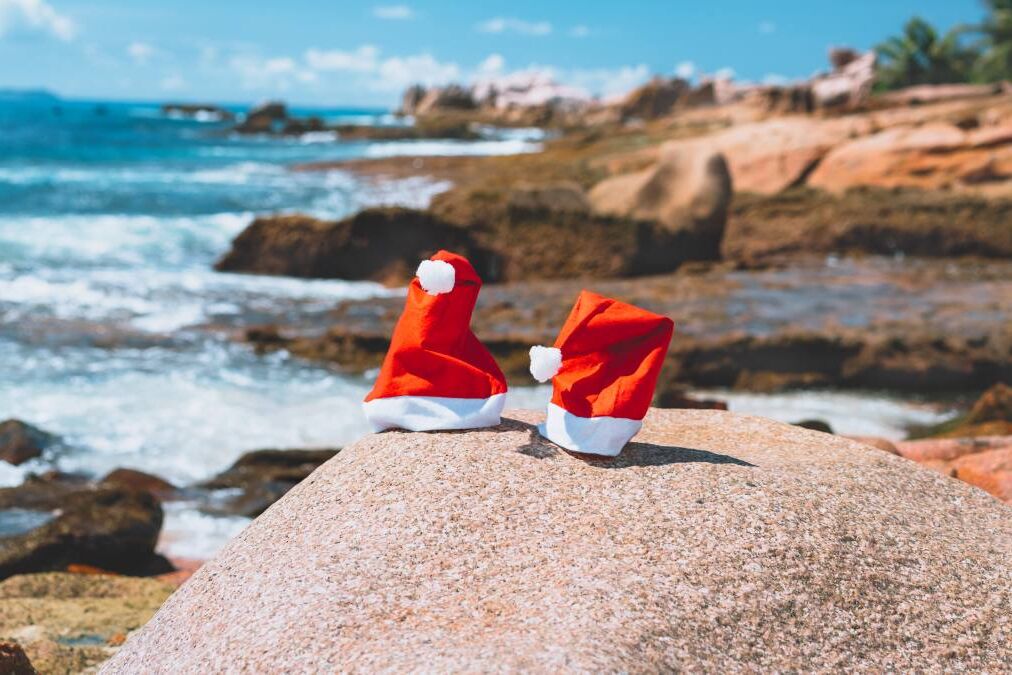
[0,97,548,558]
[0,97,950,559]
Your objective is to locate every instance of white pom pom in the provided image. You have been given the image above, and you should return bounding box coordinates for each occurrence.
[529,345,562,383]
[416,259,455,295]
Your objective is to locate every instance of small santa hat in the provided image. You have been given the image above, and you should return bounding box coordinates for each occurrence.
[363,250,508,432]
[529,290,674,456]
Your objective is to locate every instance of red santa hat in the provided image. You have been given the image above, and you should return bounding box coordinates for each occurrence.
[363,250,508,432]
[529,290,674,456]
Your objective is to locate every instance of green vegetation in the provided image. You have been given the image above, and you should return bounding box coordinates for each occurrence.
[875,2,1012,90]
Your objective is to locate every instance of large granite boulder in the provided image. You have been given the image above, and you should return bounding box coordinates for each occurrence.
[105,410,1011,672]
[808,122,1012,193]
[588,142,731,254]
[618,76,689,120]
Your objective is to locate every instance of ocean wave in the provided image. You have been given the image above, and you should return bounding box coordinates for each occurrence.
[694,389,953,439]
[158,503,251,561]
[364,138,542,158]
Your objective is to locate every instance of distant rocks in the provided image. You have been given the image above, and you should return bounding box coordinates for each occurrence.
[234,100,288,133]
[160,103,234,122]
[198,448,339,517]
[617,76,691,121]
[0,420,59,466]
[104,410,1012,672]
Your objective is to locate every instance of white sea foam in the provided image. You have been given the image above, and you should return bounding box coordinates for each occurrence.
[696,389,954,440]
[364,139,542,158]
[158,503,251,561]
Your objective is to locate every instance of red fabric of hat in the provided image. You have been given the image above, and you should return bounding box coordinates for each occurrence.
[529,290,674,456]
[363,250,507,432]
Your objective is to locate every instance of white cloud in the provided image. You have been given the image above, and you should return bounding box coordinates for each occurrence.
[160,74,186,91]
[229,53,317,90]
[675,60,696,80]
[758,20,776,34]
[567,64,650,98]
[127,41,154,65]
[477,17,552,36]
[476,53,505,76]
[375,52,460,91]
[373,5,413,20]
[569,24,590,38]
[0,0,75,41]
[762,73,789,86]
[714,66,736,80]
[305,45,379,72]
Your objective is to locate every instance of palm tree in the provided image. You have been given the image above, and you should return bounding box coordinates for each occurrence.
[970,0,1012,82]
[875,17,978,90]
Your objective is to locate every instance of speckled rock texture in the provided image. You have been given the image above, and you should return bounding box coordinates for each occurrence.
[104,409,1012,673]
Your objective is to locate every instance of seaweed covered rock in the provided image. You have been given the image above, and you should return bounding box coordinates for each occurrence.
[214,208,492,285]
[107,410,1011,672]
[0,478,164,579]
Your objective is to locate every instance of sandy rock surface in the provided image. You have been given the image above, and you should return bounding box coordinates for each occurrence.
[104,409,1011,673]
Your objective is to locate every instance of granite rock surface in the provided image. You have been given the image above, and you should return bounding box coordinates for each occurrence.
[104,409,1011,673]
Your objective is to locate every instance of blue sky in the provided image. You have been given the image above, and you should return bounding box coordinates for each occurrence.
[0,0,988,106]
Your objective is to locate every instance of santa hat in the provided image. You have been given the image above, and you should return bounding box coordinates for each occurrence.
[529,291,674,456]
[363,250,508,432]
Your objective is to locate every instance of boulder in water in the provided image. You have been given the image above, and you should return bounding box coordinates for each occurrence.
[0,419,59,466]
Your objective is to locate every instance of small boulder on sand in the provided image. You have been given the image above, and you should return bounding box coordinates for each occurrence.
[105,409,1011,672]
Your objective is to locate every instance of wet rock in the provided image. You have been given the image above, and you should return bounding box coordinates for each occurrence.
[235,100,287,133]
[0,419,59,466]
[0,640,36,674]
[99,469,179,502]
[105,410,1012,672]
[0,481,164,579]
[198,449,339,517]
[0,572,172,674]
[587,143,731,252]
[725,187,1012,264]
[505,181,589,213]
[214,209,490,285]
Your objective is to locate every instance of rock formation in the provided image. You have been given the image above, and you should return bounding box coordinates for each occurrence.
[807,121,1012,193]
[214,208,490,285]
[104,409,1011,672]
[0,477,165,579]
[587,142,732,246]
